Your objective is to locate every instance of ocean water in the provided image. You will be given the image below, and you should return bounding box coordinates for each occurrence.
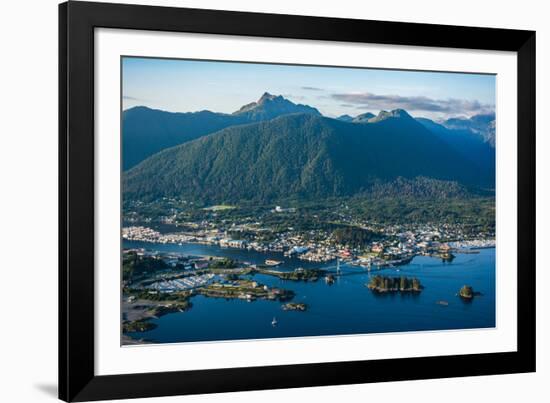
[125,240,496,343]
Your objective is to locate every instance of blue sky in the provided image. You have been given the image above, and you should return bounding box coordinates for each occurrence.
[122,57,495,120]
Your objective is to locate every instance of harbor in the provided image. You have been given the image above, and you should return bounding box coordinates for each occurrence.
[123,240,496,344]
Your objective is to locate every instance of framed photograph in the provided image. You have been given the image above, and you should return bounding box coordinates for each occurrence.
[59,1,536,401]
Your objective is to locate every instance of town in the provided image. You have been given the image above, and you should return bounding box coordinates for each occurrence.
[122,200,495,268]
[121,200,495,341]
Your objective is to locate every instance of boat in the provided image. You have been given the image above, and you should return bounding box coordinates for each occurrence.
[271,317,278,326]
[265,259,282,266]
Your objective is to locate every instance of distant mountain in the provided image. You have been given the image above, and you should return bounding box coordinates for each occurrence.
[232,92,321,121]
[352,112,376,123]
[441,113,495,146]
[124,112,494,204]
[416,117,495,180]
[123,93,321,170]
[341,110,408,124]
[368,109,412,123]
[336,114,354,122]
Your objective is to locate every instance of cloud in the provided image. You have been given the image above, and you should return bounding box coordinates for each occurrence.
[123,95,143,101]
[330,92,494,116]
[283,94,306,101]
[301,86,324,91]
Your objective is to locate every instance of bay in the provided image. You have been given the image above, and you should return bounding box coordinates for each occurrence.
[125,240,496,343]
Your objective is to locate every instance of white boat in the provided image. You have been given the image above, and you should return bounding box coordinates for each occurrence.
[271,317,278,326]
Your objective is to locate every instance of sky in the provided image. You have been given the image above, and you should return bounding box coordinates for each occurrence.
[122,57,496,120]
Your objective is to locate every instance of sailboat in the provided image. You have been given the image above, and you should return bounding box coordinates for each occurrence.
[271,317,278,326]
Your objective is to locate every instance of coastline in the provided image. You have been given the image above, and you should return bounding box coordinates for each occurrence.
[122,241,495,345]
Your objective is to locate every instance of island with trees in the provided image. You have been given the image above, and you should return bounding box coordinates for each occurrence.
[366,275,423,293]
[458,285,482,300]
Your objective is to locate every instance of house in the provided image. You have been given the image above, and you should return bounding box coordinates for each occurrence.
[371,244,384,253]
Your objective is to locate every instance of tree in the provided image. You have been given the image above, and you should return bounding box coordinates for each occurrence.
[459,285,474,299]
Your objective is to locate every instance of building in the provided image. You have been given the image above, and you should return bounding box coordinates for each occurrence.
[371,244,384,253]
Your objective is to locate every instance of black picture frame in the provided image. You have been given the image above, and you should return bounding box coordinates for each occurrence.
[59,1,536,401]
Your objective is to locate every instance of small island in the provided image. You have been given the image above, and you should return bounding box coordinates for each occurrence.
[324,274,335,285]
[458,285,481,299]
[282,302,308,311]
[440,252,456,262]
[366,275,422,293]
[198,279,295,302]
[256,267,326,282]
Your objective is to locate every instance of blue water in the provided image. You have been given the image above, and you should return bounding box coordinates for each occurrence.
[125,240,495,343]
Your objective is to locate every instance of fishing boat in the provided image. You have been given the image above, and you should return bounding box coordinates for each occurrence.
[265,259,282,266]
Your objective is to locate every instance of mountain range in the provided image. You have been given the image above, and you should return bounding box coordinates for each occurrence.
[122,92,320,170]
[123,93,495,171]
[123,95,496,204]
[442,113,495,146]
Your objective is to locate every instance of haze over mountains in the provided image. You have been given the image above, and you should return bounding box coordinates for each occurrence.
[123,93,496,204]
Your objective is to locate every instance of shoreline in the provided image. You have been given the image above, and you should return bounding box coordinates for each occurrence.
[122,224,495,267]
[122,245,495,344]
[122,238,496,272]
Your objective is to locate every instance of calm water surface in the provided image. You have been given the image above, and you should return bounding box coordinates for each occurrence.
[125,240,496,343]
